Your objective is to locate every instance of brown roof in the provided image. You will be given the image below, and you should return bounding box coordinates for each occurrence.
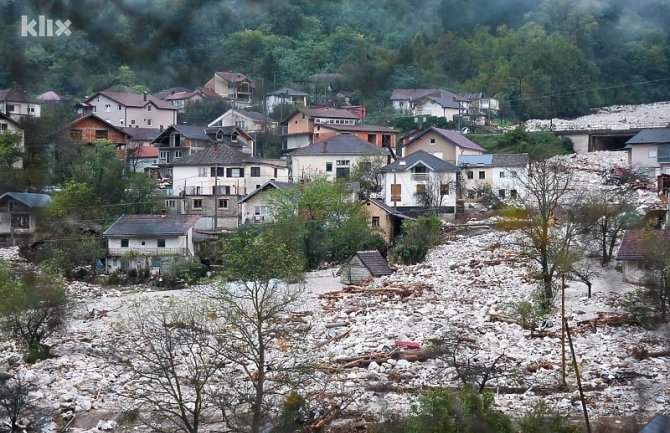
[355,251,393,276]
[616,230,670,261]
[0,88,39,104]
[215,71,253,84]
[390,88,442,101]
[88,91,177,111]
[68,114,131,138]
[405,126,485,152]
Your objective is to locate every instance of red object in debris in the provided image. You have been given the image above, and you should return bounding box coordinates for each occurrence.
[395,340,420,350]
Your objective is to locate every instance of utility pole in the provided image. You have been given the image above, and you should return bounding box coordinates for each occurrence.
[213,164,218,230]
[561,273,566,388]
[565,318,592,433]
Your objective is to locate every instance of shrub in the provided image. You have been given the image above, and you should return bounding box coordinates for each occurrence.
[391,215,442,265]
[520,401,583,433]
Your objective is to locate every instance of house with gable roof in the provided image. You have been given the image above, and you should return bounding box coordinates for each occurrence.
[64,113,131,148]
[0,89,41,120]
[103,214,201,274]
[265,87,309,113]
[171,144,289,229]
[625,128,670,177]
[381,150,459,215]
[339,250,393,285]
[289,134,390,182]
[203,71,254,107]
[82,90,177,129]
[152,124,214,166]
[402,126,485,165]
[208,108,277,133]
[281,107,361,150]
[239,180,296,224]
[0,112,25,169]
[0,192,51,245]
[458,153,529,199]
[615,229,670,283]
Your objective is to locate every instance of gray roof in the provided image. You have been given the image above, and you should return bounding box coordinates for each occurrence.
[289,135,389,156]
[365,199,414,219]
[122,127,163,141]
[267,87,309,97]
[625,128,670,146]
[233,109,277,123]
[104,214,201,237]
[458,154,493,167]
[405,126,485,152]
[239,180,297,203]
[382,150,458,173]
[355,250,393,276]
[173,124,213,141]
[491,153,529,168]
[172,144,252,166]
[0,192,51,208]
[425,95,460,109]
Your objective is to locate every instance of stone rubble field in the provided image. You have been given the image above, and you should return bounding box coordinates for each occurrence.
[0,151,669,431]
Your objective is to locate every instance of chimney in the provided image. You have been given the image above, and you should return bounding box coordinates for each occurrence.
[143,92,147,101]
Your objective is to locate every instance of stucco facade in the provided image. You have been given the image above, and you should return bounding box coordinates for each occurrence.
[86,93,177,128]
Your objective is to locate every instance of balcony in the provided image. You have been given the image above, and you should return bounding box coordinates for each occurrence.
[411,173,430,182]
[108,247,189,256]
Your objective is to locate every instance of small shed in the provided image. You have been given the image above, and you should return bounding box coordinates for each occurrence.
[339,250,393,285]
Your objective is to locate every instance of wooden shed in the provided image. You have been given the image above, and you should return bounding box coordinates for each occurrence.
[339,250,393,284]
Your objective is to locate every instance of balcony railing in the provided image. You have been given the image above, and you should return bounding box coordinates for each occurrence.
[108,247,189,256]
[411,173,430,182]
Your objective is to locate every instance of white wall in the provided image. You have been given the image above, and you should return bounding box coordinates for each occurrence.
[383,171,457,208]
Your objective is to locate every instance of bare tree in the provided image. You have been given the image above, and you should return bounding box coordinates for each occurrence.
[0,374,35,432]
[576,190,639,265]
[414,172,454,213]
[501,160,575,307]
[213,227,306,433]
[112,299,219,433]
[350,155,387,197]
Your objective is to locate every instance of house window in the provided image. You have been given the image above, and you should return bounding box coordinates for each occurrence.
[372,216,380,227]
[511,171,518,178]
[175,150,182,158]
[511,189,518,198]
[10,214,29,229]
[336,160,350,166]
[141,241,146,246]
[254,206,271,219]
[274,167,278,178]
[120,119,124,125]
[336,167,350,179]
[499,171,505,178]
[466,171,474,180]
[391,183,401,202]
[649,150,658,158]
[118,104,122,110]
[440,183,450,195]
[211,167,225,177]
[499,189,506,198]
[0,124,7,131]
[250,167,261,177]
[8,200,17,212]
[147,105,152,111]
[7,104,16,112]
[218,199,229,209]
[147,119,152,126]
[70,129,82,140]
[416,184,426,194]
[198,167,207,177]
[192,199,203,209]
[165,199,176,208]
[478,171,486,179]
[430,138,436,144]
[326,162,333,172]
[95,130,108,140]
[160,151,168,160]
[121,239,129,248]
[226,167,243,178]
[105,104,111,112]
[131,119,136,125]
[158,239,166,248]
[213,185,231,195]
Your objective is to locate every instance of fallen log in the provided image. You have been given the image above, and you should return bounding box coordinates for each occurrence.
[487,314,520,325]
[315,330,350,349]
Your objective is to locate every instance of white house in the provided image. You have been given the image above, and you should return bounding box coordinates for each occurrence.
[203,71,254,107]
[625,128,670,177]
[208,109,277,133]
[381,150,458,215]
[412,94,461,121]
[289,134,390,182]
[103,214,201,274]
[0,112,25,169]
[0,89,41,120]
[82,91,177,129]
[265,87,309,113]
[458,153,529,199]
[239,180,297,224]
[171,145,289,229]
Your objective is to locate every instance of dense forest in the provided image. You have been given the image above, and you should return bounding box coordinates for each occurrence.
[2,0,670,122]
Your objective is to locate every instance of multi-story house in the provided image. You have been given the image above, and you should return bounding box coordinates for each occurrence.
[313,124,397,152]
[625,128,670,177]
[402,126,485,165]
[0,192,51,246]
[281,107,361,150]
[65,114,130,148]
[289,134,390,182]
[171,145,289,230]
[0,89,41,120]
[239,180,296,224]
[81,91,178,129]
[381,150,459,216]
[208,109,278,133]
[458,153,529,199]
[203,71,254,108]
[0,112,25,169]
[265,87,309,113]
[103,214,201,274]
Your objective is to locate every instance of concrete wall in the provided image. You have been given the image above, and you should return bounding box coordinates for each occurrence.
[383,171,457,208]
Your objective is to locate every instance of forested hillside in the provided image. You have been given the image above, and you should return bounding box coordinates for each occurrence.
[2,0,670,121]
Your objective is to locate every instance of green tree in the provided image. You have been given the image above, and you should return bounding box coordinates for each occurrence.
[391,215,442,265]
[0,264,70,362]
[350,155,387,197]
[215,226,305,433]
[180,98,231,126]
[47,180,101,221]
[0,131,22,170]
[519,401,582,433]
[121,173,164,215]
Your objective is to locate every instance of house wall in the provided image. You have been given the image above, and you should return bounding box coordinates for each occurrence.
[106,234,193,274]
[621,259,645,284]
[339,255,373,285]
[290,154,372,182]
[363,201,393,244]
[285,134,311,150]
[383,171,457,209]
[628,144,660,176]
[241,191,277,224]
[315,128,397,149]
[125,105,175,130]
[266,94,308,113]
[461,167,493,193]
[414,101,459,121]
[1,101,41,119]
[286,111,313,135]
[214,110,273,133]
[392,100,411,112]
[403,132,483,164]
[491,167,527,199]
[173,164,288,197]
[0,200,39,235]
